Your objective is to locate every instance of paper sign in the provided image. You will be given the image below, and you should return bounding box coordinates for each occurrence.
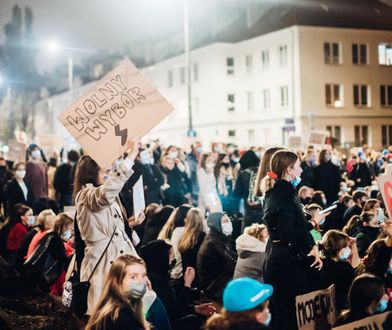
[376,164,392,220]
[58,58,174,168]
[288,136,303,150]
[308,131,328,146]
[296,285,336,330]
[7,140,27,163]
[14,130,27,145]
[132,176,145,218]
[37,135,63,149]
[332,312,391,330]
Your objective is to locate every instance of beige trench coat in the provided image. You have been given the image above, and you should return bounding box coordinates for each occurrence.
[75,162,138,315]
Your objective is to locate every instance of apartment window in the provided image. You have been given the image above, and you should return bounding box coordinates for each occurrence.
[193,62,199,82]
[227,94,235,112]
[354,125,368,145]
[248,129,255,144]
[352,44,368,65]
[325,84,343,107]
[280,86,288,107]
[168,70,173,87]
[378,43,392,66]
[261,50,269,69]
[382,125,392,146]
[180,67,185,85]
[246,54,253,73]
[380,85,392,106]
[247,91,254,111]
[227,57,235,75]
[324,42,341,64]
[353,85,370,107]
[326,125,341,145]
[279,45,287,66]
[228,130,236,137]
[262,89,271,109]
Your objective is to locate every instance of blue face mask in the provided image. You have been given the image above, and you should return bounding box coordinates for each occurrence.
[377,298,388,313]
[387,264,392,275]
[291,176,301,188]
[339,247,351,261]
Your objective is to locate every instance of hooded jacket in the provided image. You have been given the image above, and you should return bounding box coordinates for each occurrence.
[140,240,192,321]
[234,234,266,281]
[197,212,237,301]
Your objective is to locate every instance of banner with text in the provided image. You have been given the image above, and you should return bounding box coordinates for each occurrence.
[58,58,174,168]
[296,285,336,330]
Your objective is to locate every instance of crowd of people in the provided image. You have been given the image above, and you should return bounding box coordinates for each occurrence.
[0,139,392,330]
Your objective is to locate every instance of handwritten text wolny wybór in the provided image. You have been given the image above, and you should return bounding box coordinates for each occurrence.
[66,75,146,141]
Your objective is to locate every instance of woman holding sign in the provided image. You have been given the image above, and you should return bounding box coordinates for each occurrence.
[262,150,329,330]
[73,140,140,316]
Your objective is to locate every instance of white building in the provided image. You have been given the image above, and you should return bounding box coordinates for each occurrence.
[33,25,392,150]
[142,25,392,149]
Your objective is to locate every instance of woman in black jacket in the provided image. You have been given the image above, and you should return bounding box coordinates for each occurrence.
[6,162,34,212]
[142,206,174,246]
[262,150,328,330]
[313,149,342,206]
[197,212,237,302]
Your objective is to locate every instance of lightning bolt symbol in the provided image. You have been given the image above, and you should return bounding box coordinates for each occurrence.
[114,124,128,146]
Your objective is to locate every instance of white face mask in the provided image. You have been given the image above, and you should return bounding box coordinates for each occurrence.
[221,221,233,236]
[15,170,26,179]
[31,150,41,159]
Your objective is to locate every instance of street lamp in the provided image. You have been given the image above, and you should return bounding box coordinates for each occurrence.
[43,40,73,92]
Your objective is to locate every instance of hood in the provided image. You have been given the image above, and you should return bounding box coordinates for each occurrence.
[207,212,225,234]
[140,240,171,274]
[236,234,266,253]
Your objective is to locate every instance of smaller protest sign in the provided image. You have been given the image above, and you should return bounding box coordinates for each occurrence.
[331,311,391,330]
[296,285,336,330]
[7,140,27,163]
[133,176,145,218]
[308,131,328,146]
[288,136,303,150]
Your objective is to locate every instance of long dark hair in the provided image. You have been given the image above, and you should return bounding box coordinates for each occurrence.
[73,155,101,198]
[8,203,31,227]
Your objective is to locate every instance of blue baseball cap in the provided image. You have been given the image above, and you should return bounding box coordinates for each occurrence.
[223,278,273,312]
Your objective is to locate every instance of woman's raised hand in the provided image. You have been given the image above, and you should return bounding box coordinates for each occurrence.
[125,138,140,162]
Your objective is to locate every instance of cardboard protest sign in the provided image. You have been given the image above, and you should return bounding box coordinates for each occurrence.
[376,164,392,220]
[58,58,174,168]
[296,285,336,330]
[7,140,27,163]
[332,311,391,330]
[308,131,328,146]
[132,176,145,218]
[288,136,302,150]
[37,135,63,150]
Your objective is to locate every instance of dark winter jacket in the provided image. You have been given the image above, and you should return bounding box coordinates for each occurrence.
[314,162,341,206]
[356,226,381,258]
[5,178,34,211]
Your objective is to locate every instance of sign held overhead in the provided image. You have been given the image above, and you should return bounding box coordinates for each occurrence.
[58,58,174,168]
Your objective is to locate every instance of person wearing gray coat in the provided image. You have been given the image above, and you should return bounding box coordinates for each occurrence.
[234,224,268,282]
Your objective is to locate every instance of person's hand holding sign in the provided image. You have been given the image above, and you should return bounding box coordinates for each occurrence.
[125,138,140,163]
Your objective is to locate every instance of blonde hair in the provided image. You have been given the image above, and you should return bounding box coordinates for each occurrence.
[178,208,205,253]
[244,224,267,241]
[85,255,150,330]
[37,209,56,231]
[158,205,191,241]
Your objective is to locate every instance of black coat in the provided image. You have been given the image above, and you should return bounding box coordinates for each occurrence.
[314,162,342,206]
[140,240,193,322]
[356,226,381,258]
[299,161,315,188]
[342,204,362,228]
[197,230,237,302]
[53,163,74,195]
[93,306,144,330]
[6,178,34,211]
[161,166,191,207]
[127,162,165,205]
[0,166,13,204]
[349,163,372,188]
